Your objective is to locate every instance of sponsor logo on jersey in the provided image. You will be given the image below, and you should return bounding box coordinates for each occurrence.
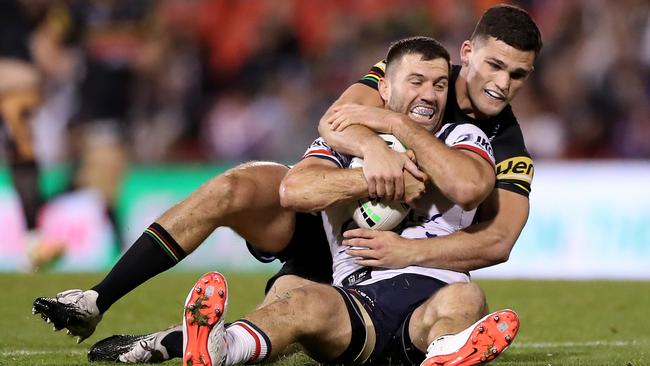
[496,156,534,183]
[475,135,494,156]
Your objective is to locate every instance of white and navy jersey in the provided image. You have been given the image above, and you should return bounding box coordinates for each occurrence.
[303,123,495,286]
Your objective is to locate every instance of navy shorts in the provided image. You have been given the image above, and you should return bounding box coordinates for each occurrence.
[342,274,447,364]
[246,212,333,293]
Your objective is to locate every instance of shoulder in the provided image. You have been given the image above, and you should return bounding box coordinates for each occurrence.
[357,60,387,90]
[302,137,352,168]
[438,123,495,165]
[490,113,535,197]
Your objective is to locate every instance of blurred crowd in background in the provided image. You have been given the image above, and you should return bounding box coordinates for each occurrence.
[0,0,648,266]
[2,0,649,168]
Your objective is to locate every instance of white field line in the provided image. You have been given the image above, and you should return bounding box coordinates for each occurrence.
[1,340,644,357]
[1,349,86,356]
[512,340,640,349]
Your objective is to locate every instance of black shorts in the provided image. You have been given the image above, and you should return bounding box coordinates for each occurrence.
[246,212,332,293]
[341,274,447,364]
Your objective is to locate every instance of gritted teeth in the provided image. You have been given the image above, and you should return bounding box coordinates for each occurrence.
[410,105,435,118]
[485,89,505,101]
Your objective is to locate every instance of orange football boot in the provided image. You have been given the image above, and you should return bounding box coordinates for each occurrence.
[421,309,519,366]
[182,272,228,366]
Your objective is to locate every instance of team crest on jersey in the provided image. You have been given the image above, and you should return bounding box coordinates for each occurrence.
[496,156,534,183]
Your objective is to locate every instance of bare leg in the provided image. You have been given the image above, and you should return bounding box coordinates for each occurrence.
[408,282,488,351]
[244,284,365,362]
[158,161,295,255]
[32,162,305,342]
[258,275,316,308]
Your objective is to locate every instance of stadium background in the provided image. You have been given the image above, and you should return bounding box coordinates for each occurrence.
[1,0,648,278]
[1,1,649,365]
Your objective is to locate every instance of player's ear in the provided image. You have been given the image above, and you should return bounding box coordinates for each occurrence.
[460,40,472,67]
[378,77,390,104]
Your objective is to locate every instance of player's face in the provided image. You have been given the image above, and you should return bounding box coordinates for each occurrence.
[460,36,535,118]
[380,54,449,131]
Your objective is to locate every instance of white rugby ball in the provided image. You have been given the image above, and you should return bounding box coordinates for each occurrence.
[350,134,411,231]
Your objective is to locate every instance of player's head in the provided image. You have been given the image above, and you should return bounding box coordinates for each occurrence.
[459,4,542,119]
[379,36,450,132]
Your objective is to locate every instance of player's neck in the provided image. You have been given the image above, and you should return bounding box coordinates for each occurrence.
[455,68,485,121]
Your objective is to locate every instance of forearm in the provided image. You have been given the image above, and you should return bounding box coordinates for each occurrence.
[320,124,387,158]
[411,189,529,271]
[390,115,494,209]
[412,221,510,272]
[280,166,368,212]
[318,83,386,157]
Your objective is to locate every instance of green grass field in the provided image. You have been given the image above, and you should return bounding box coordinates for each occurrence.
[1,272,649,365]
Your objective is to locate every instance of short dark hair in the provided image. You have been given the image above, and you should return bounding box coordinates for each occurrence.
[385,36,451,75]
[471,4,543,54]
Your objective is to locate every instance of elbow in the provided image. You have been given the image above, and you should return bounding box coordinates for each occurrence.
[318,110,338,148]
[279,177,301,211]
[490,244,511,265]
[485,229,515,266]
[452,181,493,211]
[317,116,329,140]
[279,176,320,213]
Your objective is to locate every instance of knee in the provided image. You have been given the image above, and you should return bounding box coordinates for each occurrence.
[286,286,341,335]
[199,167,256,216]
[438,283,486,320]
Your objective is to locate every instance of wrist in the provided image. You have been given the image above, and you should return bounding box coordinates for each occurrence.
[359,135,389,158]
[383,111,402,135]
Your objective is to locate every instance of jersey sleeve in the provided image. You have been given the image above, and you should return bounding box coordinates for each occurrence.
[302,137,352,168]
[357,60,386,90]
[441,124,496,167]
[490,120,534,197]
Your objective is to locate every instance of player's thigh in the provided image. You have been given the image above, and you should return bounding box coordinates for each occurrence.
[409,282,487,338]
[193,161,295,252]
[258,275,318,308]
[296,285,376,363]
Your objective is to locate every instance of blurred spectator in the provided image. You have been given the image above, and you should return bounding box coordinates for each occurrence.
[0,0,45,234]
[3,0,649,170]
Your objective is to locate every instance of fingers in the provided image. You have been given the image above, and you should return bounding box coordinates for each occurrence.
[354,259,381,267]
[406,149,417,162]
[331,113,348,131]
[343,228,376,239]
[367,176,377,199]
[345,247,377,259]
[329,116,342,131]
[327,105,356,131]
[394,174,404,201]
[404,159,426,181]
[375,176,386,198]
[384,176,395,201]
[334,120,352,132]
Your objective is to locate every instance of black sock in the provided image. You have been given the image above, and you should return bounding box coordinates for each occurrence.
[91,223,187,313]
[9,160,42,230]
[161,330,183,359]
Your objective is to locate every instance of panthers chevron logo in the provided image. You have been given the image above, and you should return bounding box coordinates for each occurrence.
[496,157,534,184]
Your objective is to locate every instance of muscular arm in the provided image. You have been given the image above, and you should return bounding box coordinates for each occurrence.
[346,188,529,271]
[279,157,368,213]
[318,83,425,200]
[318,83,386,157]
[387,112,495,210]
[412,189,529,270]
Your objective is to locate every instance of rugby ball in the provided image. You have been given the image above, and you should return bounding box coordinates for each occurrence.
[350,134,411,231]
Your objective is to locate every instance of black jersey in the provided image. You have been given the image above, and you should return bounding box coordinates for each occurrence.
[358,61,533,197]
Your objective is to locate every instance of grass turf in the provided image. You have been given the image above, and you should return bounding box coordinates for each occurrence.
[1,272,648,365]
